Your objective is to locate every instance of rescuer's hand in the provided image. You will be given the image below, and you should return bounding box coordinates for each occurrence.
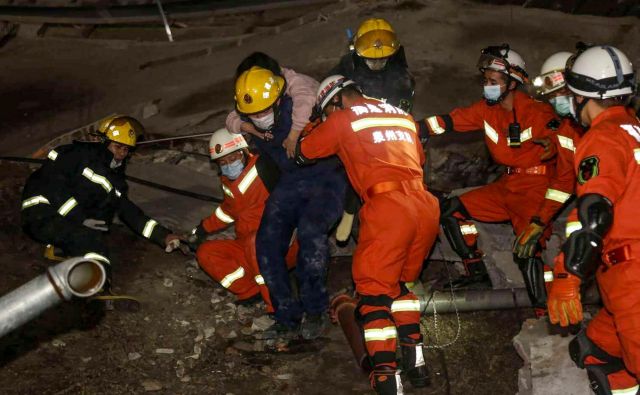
[547,253,583,327]
[164,234,183,253]
[83,218,109,232]
[513,219,545,258]
[533,138,557,161]
[283,129,302,159]
[187,224,207,250]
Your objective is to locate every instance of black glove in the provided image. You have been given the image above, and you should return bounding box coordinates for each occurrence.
[187,223,207,251]
[562,228,602,279]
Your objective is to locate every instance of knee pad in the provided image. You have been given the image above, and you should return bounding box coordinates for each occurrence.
[569,330,625,395]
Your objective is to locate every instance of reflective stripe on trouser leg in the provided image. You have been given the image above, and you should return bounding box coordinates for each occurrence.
[391,292,423,344]
[358,297,398,368]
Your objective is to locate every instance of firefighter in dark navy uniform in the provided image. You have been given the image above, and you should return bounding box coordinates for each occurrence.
[21,115,182,292]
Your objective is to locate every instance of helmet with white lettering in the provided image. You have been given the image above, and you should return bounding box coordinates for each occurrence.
[209,128,248,160]
[315,75,358,114]
[566,45,636,99]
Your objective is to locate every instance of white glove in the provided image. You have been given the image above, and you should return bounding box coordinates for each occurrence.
[83,218,109,232]
[335,212,355,242]
[165,238,181,253]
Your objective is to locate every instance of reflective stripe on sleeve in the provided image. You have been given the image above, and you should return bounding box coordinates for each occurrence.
[612,386,640,395]
[84,252,111,265]
[426,116,445,135]
[57,197,78,216]
[460,224,478,235]
[363,326,398,342]
[565,221,582,238]
[483,121,499,144]
[220,267,245,288]
[558,135,576,152]
[520,127,532,142]
[544,271,554,282]
[82,167,113,193]
[390,300,421,313]
[48,150,59,161]
[215,207,234,224]
[351,117,417,133]
[238,166,258,194]
[255,275,265,285]
[634,148,640,165]
[142,219,158,239]
[21,195,50,210]
[545,188,571,204]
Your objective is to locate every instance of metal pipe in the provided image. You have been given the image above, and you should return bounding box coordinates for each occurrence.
[0,257,106,338]
[419,286,600,314]
[155,0,173,43]
[136,131,215,145]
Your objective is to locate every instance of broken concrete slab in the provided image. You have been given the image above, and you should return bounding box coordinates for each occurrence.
[513,318,590,395]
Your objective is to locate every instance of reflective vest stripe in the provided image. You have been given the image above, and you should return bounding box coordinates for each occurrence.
[612,386,640,395]
[220,267,245,288]
[483,121,499,144]
[221,184,234,198]
[426,116,445,135]
[21,195,50,209]
[84,252,111,265]
[545,188,571,203]
[544,271,554,282]
[215,207,234,224]
[460,224,478,235]
[82,167,113,193]
[238,166,258,194]
[565,221,582,238]
[142,219,158,239]
[363,326,397,342]
[255,275,265,285]
[57,197,78,216]
[634,148,640,165]
[48,150,59,161]
[390,300,421,313]
[351,117,417,133]
[520,127,532,142]
[115,189,122,198]
[557,135,575,152]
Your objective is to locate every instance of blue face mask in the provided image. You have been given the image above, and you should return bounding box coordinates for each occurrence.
[220,159,245,180]
[549,95,572,117]
[483,84,503,102]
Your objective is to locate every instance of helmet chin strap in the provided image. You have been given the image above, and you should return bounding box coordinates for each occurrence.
[575,97,590,126]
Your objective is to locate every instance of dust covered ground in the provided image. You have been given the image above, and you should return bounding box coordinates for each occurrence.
[0,159,528,394]
[0,0,636,393]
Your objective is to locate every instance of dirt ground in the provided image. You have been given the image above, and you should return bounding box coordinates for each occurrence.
[0,0,636,394]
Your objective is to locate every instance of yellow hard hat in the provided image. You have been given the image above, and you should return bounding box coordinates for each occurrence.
[234,66,286,115]
[99,116,142,147]
[354,18,399,59]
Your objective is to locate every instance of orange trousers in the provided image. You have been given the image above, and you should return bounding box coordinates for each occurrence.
[585,253,640,392]
[196,232,297,313]
[354,189,440,369]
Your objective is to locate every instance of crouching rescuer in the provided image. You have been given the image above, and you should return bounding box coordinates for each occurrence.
[296,75,440,394]
[20,115,182,296]
[189,128,297,312]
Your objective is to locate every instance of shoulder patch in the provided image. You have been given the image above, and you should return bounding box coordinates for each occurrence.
[546,119,560,131]
[578,156,599,185]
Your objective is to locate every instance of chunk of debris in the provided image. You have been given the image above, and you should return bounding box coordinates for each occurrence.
[128,352,142,361]
[155,348,175,355]
[141,379,163,392]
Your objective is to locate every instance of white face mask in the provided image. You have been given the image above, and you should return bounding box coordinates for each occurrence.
[220,159,245,180]
[110,159,122,169]
[250,111,275,131]
[365,58,388,71]
[549,95,572,117]
[483,84,503,102]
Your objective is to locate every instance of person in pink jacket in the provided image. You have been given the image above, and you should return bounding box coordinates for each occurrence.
[226,52,319,158]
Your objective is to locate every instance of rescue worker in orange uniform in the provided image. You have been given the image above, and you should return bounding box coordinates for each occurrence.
[296,75,440,395]
[545,46,640,395]
[189,128,296,312]
[420,44,573,311]
[513,51,584,258]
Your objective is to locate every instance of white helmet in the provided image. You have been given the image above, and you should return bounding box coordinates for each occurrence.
[208,128,248,160]
[316,75,358,113]
[566,45,636,99]
[477,44,528,84]
[534,51,573,95]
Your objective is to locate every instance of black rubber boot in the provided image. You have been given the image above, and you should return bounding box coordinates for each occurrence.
[401,343,430,388]
[444,258,491,290]
[371,366,403,395]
